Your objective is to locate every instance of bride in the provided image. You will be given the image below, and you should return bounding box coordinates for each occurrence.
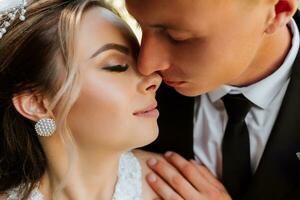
[0,0,162,199]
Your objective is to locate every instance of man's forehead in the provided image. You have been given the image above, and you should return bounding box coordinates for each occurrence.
[126,0,175,26]
[125,0,223,31]
[126,0,257,13]
[125,0,201,23]
[126,0,178,7]
[125,0,234,19]
[126,0,178,15]
[126,0,230,8]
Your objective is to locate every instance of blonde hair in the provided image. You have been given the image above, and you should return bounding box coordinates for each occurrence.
[0,0,115,199]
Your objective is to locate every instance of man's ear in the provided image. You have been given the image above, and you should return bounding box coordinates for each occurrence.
[265,0,298,34]
[12,93,50,122]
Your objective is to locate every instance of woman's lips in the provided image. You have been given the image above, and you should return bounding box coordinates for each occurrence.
[133,103,159,118]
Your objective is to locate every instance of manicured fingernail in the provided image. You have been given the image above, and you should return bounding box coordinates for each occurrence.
[165,151,173,157]
[147,158,157,166]
[190,159,197,164]
[190,160,197,165]
[147,173,157,182]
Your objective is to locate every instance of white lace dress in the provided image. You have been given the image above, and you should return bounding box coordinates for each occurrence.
[6,151,142,200]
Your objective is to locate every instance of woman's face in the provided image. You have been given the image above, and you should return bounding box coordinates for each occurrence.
[67,7,162,152]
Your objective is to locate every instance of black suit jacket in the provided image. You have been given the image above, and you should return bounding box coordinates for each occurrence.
[143,11,300,200]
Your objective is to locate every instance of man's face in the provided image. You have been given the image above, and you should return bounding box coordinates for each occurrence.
[126,0,273,96]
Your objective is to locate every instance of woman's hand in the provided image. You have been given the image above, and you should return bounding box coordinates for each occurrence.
[146,151,232,200]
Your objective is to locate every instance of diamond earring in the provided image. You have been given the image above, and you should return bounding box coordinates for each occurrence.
[35,118,56,137]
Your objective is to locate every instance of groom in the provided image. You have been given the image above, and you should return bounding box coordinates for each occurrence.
[126,0,300,200]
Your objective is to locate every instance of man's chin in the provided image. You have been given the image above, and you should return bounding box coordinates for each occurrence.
[174,87,206,97]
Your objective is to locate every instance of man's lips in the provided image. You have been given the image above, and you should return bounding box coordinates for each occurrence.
[133,103,159,118]
[164,79,186,87]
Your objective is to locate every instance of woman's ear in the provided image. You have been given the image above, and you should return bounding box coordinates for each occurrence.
[265,0,298,34]
[12,92,50,122]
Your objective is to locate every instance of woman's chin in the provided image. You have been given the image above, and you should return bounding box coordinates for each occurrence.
[131,127,159,149]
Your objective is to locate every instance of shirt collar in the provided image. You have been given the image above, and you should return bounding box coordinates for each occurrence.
[208,19,300,109]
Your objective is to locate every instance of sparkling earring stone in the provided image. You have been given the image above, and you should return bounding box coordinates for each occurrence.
[35,118,56,137]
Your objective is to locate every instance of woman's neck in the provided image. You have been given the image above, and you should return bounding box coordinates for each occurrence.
[40,144,123,200]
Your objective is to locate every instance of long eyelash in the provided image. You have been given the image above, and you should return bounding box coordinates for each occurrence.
[103,64,129,72]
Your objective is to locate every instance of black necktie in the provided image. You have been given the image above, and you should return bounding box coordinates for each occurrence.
[221,94,252,200]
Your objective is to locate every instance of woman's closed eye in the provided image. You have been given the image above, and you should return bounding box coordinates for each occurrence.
[103,64,129,72]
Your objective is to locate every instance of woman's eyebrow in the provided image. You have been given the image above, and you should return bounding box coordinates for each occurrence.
[90,43,130,59]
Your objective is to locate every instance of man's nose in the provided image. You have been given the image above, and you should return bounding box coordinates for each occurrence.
[137,32,170,76]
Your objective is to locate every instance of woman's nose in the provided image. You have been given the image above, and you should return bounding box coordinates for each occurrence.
[139,73,162,94]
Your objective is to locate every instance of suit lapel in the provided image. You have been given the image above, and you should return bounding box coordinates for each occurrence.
[243,17,300,199]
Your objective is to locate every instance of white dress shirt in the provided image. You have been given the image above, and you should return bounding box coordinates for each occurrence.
[193,19,300,178]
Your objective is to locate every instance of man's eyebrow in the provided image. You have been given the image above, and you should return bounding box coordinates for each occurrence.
[150,23,180,30]
[90,43,130,59]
